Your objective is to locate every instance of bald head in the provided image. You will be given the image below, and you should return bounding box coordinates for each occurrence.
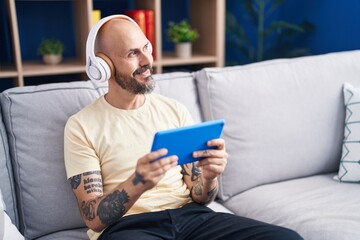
[95,18,147,58]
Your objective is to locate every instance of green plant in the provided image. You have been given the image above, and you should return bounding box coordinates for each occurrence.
[226,0,315,65]
[167,20,199,43]
[37,39,64,55]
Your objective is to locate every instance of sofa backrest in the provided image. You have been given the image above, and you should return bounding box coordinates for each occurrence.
[152,72,203,123]
[0,72,200,239]
[195,50,360,201]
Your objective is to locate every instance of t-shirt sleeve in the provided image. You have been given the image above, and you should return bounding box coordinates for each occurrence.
[64,116,101,179]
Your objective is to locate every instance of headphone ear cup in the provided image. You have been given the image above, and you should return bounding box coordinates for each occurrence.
[86,55,112,83]
[95,56,112,82]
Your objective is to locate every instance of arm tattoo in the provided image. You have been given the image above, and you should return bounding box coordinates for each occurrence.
[194,177,203,196]
[191,163,201,181]
[181,165,190,176]
[70,174,81,189]
[81,199,96,221]
[97,190,130,226]
[132,171,146,186]
[83,177,102,194]
[207,186,218,201]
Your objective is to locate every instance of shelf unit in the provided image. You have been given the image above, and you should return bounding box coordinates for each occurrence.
[2,0,225,87]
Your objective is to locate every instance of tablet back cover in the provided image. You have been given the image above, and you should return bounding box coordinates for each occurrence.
[151,119,225,165]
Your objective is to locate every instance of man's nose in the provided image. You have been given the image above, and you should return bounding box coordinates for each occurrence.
[139,50,153,66]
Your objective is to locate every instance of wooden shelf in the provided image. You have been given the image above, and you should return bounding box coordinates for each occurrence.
[22,60,85,77]
[161,53,218,66]
[0,65,18,78]
[5,0,224,87]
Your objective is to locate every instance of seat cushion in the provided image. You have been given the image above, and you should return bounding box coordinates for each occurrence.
[36,228,88,240]
[224,174,360,240]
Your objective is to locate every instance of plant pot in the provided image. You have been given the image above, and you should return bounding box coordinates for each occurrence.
[43,54,62,65]
[175,42,192,58]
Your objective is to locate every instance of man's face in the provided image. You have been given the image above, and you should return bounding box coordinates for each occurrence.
[107,20,155,94]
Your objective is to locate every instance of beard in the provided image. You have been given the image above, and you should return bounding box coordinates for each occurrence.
[114,65,155,94]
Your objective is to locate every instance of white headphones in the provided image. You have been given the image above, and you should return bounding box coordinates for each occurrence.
[86,14,152,83]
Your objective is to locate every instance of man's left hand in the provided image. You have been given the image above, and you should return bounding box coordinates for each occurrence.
[193,138,228,181]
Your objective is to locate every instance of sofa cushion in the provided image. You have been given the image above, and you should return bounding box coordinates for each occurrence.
[336,83,360,182]
[224,174,360,240]
[153,72,202,123]
[195,50,360,201]
[0,81,107,239]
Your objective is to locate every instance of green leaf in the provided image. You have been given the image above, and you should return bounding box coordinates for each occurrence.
[167,20,199,43]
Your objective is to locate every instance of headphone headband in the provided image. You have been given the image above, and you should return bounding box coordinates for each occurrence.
[85,14,140,83]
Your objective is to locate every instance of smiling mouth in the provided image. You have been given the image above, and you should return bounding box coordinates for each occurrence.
[133,65,152,77]
[141,69,151,77]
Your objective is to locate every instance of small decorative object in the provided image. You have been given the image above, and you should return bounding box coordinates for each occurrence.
[167,20,199,58]
[38,39,64,65]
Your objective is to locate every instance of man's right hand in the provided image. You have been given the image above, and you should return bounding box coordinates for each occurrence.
[133,148,178,190]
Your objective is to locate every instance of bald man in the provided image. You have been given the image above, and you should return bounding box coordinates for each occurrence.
[64,16,303,240]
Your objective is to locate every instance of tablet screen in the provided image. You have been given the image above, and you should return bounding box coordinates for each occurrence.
[150,119,225,165]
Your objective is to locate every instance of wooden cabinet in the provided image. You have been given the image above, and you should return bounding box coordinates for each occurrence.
[2,0,224,87]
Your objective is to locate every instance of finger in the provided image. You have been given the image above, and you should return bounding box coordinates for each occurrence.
[149,155,179,177]
[200,164,224,175]
[196,157,227,168]
[140,148,168,164]
[207,138,226,150]
[150,155,178,170]
[193,148,227,159]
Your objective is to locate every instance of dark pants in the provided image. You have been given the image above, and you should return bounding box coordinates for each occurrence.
[98,202,303,240]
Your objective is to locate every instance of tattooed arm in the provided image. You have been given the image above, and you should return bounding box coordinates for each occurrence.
[182,138,228,205]
[69,148,178,232]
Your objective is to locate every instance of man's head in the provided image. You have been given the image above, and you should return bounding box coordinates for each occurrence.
[86,15,154,94]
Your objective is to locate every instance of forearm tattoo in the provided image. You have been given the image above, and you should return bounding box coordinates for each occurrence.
[191,163,201,181]
[181,165,190,176]
[181,163,201,181]
[207,185,218,200]
[183,163,217,204]
[97,190,130,225]
[81,199,96,221]
[194,177,203,196]
[132,171,146,186]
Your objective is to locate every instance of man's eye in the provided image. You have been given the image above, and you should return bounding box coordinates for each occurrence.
[128,51,136,57]
[144,44,152,53]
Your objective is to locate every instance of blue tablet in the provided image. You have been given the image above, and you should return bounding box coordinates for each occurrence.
[150,119,225,165]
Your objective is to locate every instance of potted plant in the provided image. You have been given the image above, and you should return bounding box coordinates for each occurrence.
[167,20,199,58]
[38,39,64,65]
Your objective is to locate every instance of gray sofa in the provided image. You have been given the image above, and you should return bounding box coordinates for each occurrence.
[1,50,360,240]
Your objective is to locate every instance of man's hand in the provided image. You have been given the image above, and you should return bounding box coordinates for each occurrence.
[133,148,178,190]
[193,138,228,181]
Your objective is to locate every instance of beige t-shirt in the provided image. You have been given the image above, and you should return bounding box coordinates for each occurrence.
[64,93,193,239]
